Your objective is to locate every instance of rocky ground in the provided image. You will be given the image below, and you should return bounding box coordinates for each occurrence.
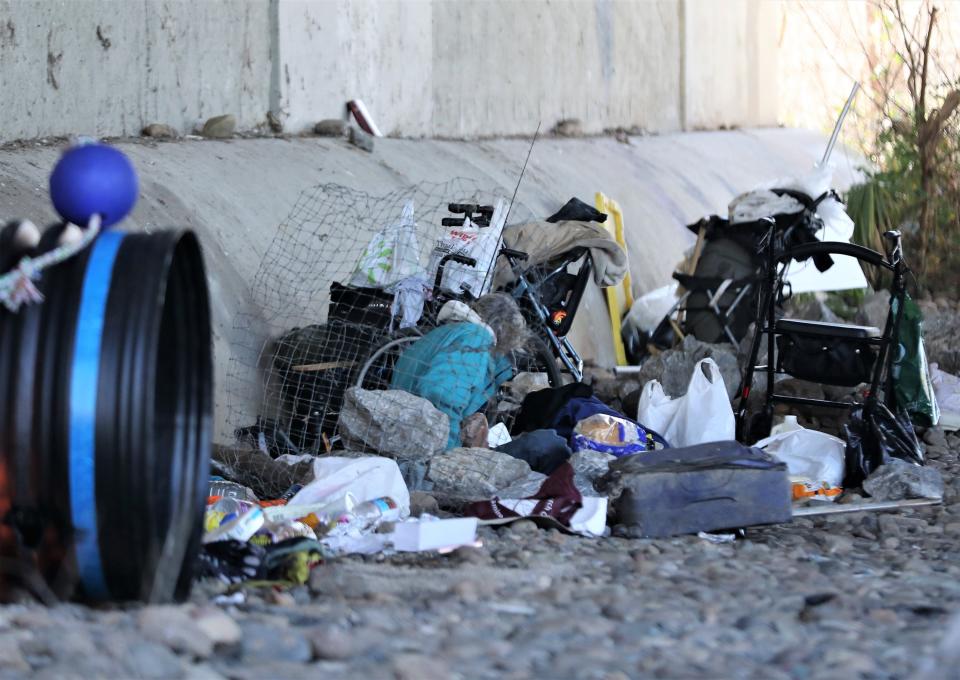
[0,428,958,680]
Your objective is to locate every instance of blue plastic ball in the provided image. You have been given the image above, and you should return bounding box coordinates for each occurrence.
[49,144,138,228]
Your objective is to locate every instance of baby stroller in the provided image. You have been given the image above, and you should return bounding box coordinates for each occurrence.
[628,188,840,361]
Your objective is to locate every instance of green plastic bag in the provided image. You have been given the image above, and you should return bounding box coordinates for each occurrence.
[892,294,940,426]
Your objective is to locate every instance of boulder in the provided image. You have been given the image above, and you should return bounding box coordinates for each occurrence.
[313,119,348,137]
[502,371,550,402]
[495,470,547,498]
[570,449,616,494]
[856,289,891,330]
[339,387,448,461]
[638,335,740,400]
[427,447,531,499]
[863,459,944,501]
[141,123,178,139]
[348,125,374,152]
[917,300,960,374]
[553,118,583,137]
[460,412,489,448]
[200,114,236,138]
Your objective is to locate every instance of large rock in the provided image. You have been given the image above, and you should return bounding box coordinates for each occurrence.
[427,447,531,499]
[863,459,944,501]
[138,605,214,659]
[638,336,741,400]
[201,114,236,138]
[339,387,448,461]
[348,125,374,152]
[916,299,960,374]
[313,119,348,137]
[141,123,178,139]
[502,371,550,401]
[495,470,547,498]
[571,449,616,494]
[856,289,891,330]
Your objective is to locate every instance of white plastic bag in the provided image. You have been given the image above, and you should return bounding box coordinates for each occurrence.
[350,200,426,288]
[623,281,679,335]
[427,199,506,297]
[636,358,734,447]
[930,362,960,430]
[755,427,845,501]
[288,456,410,520]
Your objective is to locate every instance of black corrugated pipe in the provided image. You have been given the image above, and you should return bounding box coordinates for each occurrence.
[0,229,211,602]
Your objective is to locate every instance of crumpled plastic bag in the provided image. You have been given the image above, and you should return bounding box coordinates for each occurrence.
[287,456,410,520]
[930,362,960,429]
[843,403,925,488]
[892,293,940,427]
[623,282,679,335]
[349,200,426,288]
[572,413,666,457]
[755,427,845,501]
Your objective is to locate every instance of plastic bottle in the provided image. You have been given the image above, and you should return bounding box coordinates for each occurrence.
[769,415,802,436]
[341,497,401,532]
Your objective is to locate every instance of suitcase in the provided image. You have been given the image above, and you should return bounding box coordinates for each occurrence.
[600,440,792,538]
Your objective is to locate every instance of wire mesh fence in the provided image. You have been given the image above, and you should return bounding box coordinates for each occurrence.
[221,178,549,498]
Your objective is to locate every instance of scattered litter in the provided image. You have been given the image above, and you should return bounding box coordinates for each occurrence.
[486,602,537,616]
[467,462,608,537]
[487,422,512,447]
[391,516,478,552]
[347,99,383,137]
[755,427,845,501]
[697,531,736,544]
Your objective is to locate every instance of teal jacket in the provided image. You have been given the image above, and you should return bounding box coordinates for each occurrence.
[390,322,512,448]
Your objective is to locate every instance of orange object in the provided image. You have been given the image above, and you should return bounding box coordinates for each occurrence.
[792,482,843,502]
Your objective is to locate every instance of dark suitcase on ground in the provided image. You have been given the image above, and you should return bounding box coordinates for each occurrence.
[600,441,792,538]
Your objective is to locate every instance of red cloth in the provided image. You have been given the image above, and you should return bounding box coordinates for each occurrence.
[465,462,582,527]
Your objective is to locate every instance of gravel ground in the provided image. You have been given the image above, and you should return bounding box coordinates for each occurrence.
[2,432,960,680]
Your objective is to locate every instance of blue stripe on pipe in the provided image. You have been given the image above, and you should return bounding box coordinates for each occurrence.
[69,230,124,599]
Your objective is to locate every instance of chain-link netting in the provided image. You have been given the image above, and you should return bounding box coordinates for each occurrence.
[221,179,563,500]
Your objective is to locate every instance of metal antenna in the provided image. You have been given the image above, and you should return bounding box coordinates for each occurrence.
[820,81,860,167]
[503,121,541,227]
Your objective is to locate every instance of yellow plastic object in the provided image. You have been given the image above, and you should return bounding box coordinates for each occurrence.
[595,192,633,365]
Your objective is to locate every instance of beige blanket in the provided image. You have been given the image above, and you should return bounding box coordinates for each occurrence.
[493,220,628,289]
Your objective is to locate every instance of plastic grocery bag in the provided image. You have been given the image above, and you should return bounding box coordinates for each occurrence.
[892,294,940,427]
[930,363,960,430]
[427,199,506,297]
[288,456,410,520]
[350,200,426,288]
[755,427,845,501]
[636,358,734,447]
[623,282,679,335]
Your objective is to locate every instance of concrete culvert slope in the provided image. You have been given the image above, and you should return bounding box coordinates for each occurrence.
[0,129,862,442]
